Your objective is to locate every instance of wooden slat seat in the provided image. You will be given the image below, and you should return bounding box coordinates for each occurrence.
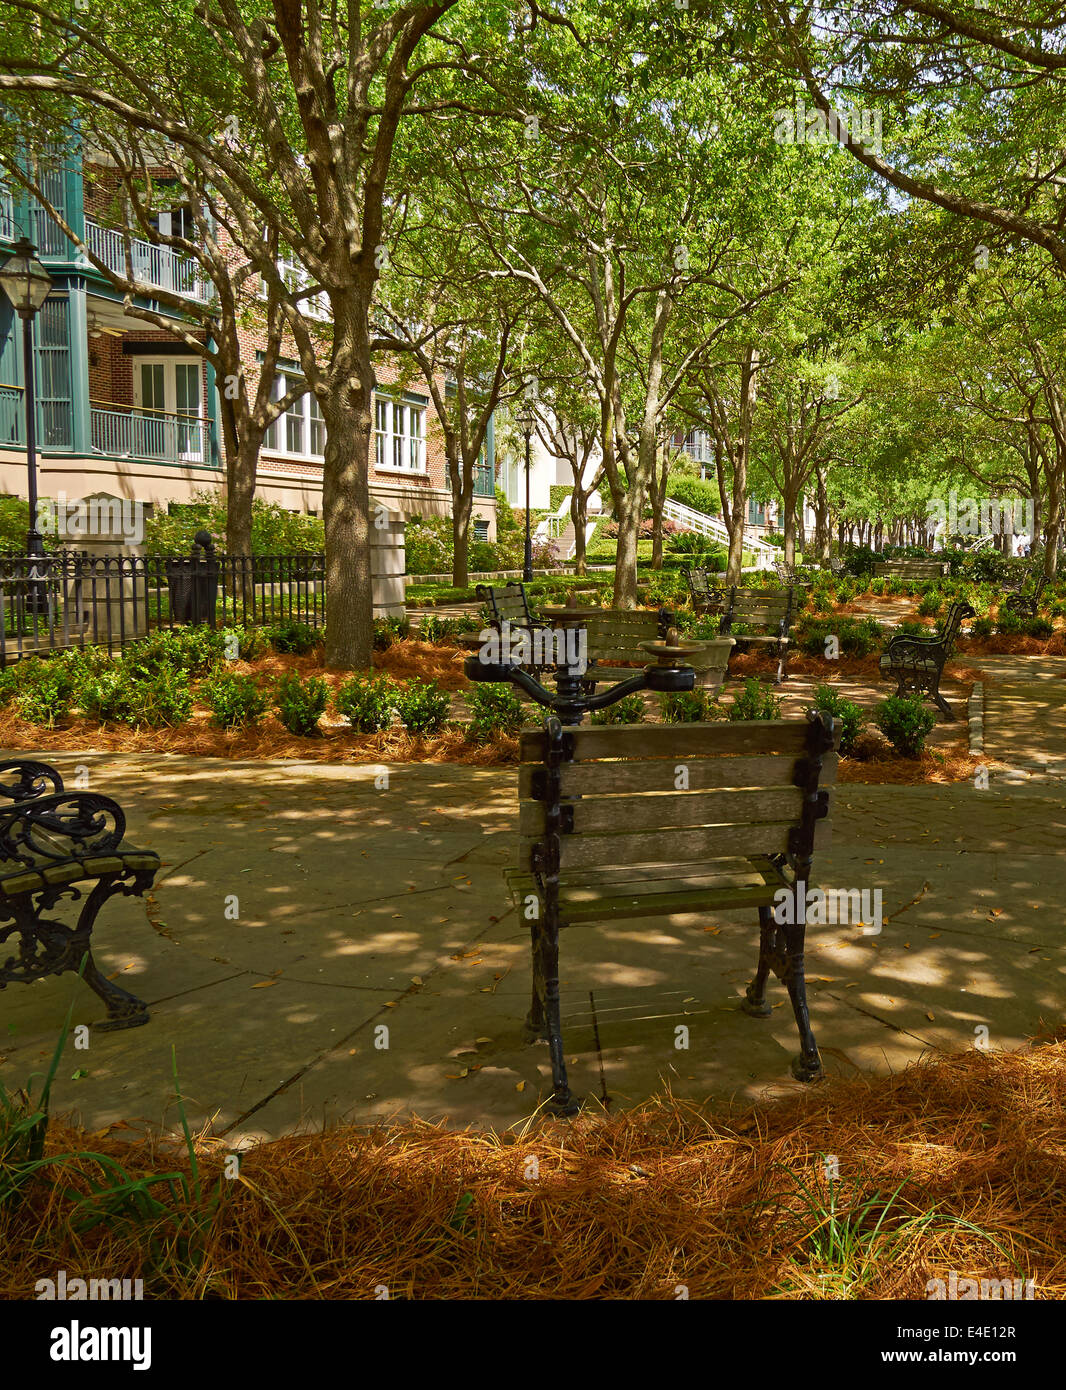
[509,712,840,1114]
[873,560,949,579]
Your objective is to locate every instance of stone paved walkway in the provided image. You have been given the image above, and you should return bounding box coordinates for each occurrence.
[2,671,1064,1143]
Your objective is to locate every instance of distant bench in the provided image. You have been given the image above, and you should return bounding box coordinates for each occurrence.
[873,560,949,580]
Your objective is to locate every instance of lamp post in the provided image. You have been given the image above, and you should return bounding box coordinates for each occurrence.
[516,396,535,583]
[0,237,54,563]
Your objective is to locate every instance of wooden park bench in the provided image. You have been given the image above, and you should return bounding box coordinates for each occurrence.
[475,581,553,674]
[873,559,949,580]
[508,711,840,1114]
[681,566,726,615]
[878,599,974,720]
[719,585,799,682]
[773,559,814,588]
[581,608,732,692]
[1003,569,1048,618]
[0,759,159,1029]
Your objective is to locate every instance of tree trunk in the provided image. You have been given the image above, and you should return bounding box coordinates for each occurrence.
[320,331,374,670]
[571,487,589,575]
[449,439,474,589]
[726,345,759,585]
[782,489,799,567]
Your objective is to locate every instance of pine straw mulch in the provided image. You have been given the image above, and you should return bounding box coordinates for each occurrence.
[3,1040,1065,1299]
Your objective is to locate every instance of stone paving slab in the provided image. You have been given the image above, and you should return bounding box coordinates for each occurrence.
[0,716,1064,1141]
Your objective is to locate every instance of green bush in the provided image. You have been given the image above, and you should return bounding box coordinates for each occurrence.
[467,683,526,742]
[15,663,75,727]
[335,674,398,732]
[729,677,781,721]
[971,616,994,640]
[143,491,324,555]
[79,669,132,724]
[373,615,412,650]
[203,672,268,729]
[1025,616,1053,639]
[875,694,936,758]
[812,683,868,757]
[221,625,271,662]
[270,621,320,656]
[590,693,646,725]
[797,616,883,658]
[124,626,225,678]
[994,608,1022,635]
[417,614,461,644]
[394,678,450,735]
[123,668,194,728]
[916,591,943,618]
[666,476,722,517]
[275,672,329,735]
[659,688,726,722]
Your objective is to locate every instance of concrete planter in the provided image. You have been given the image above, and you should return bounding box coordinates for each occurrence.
[687,636,736,691]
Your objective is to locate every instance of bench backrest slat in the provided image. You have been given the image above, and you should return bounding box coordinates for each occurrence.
[518,751,838,799]
[476,582,535,627]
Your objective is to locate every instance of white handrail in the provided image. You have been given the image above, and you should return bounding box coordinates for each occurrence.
[663,496,778,561]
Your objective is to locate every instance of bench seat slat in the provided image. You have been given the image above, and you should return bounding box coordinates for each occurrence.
[506,855,791,922]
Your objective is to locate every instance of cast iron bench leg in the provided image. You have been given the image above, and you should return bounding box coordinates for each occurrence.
[77,876,151,1030]
[741,904,776,1018]
[781,921,822,1081]
[540,919,579,1116]
[522,918,549,1043]
[932,686,955,721]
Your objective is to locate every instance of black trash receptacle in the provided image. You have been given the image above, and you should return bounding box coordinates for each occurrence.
[166,532,219,627]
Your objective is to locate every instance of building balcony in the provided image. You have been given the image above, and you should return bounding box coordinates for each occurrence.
[84,218,212,304]
[90,402,212,466]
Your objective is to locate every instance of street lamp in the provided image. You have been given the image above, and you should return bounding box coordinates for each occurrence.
[0,237,54,561]
[516,396,536,583]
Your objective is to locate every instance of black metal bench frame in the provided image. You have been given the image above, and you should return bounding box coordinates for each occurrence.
[878,600,974,720]
[512,711,839,1114]
[680,566,725,615]
[0,759,158,1029]
[1003,570,1048,617]
[475,581,553,674]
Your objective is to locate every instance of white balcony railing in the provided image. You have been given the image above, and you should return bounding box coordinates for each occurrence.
[84,217,212,303]
[90,404,211,465]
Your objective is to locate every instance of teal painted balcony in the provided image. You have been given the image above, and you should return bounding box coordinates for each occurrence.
[84,218,212,304]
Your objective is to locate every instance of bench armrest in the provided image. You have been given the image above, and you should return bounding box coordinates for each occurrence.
[882,637,945,665]
[0,791,127,866]
[0,759,65,803]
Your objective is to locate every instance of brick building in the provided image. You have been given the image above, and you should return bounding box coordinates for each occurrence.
[0,147,498,545]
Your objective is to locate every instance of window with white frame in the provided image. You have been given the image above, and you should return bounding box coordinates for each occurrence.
[374,395,426,474]
[263,250,329,320]
[263,372,324,459]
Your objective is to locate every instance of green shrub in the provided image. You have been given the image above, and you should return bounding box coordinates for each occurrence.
[221,625,271,662]
[275,672,329,735]
[797,616,883,658]
[15,663,75,727]
[335,674,398,732]
[1025,616,1053,639]
[79,669,132,724]
[372,616,411,651]
[994,608,1022,635]
[417,614,460,644]
[916,591,943,618]
[666,476,722,517]
[393,678,450,735]
[970,616,994,640]
[812,683,868,757]
[590,693,646,725]
[124,626,226,678]
[203,672,268,729]
[129,668,194,728]
[659,688,726,722]
[729,677,781,721]
[270,621,320,656]
[467,683,525,742]
[875,694,936,757]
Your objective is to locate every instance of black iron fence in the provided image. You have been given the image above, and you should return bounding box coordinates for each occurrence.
[0,550,326,667]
